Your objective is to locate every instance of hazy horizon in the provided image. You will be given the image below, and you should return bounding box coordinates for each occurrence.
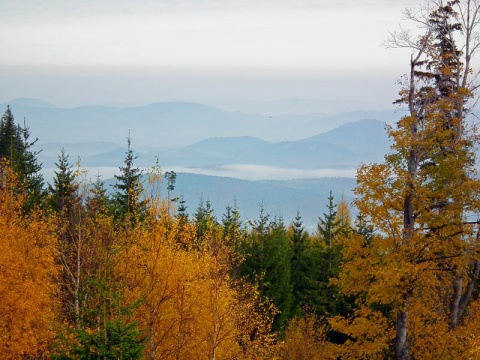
[0,0,419,110]
[1,0,417,183]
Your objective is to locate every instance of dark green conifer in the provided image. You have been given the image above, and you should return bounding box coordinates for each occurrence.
[193,197,216,248]
[0,106,21,161]
[87,174,112,215]
[0,106,45,209]
[175,195,188,223]
[112,136,145,222]
[221,199,243,247]
[48,148,78,214]
[238,204,293,332]
[289,211,312,317]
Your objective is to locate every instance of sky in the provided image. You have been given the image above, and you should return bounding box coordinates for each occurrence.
[0,0,420,110]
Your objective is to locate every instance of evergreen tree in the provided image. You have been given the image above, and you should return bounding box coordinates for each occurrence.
[355,214,375,244]
[18,119,45,207]
[48,148,78,215]
[175,194,189,223]
[317,191,340,249]
[287,193,351,320]
[238,205,293,332]
[164,170,177,215]
[87,174,111,216]
[52,224,145,360]
[0,106,45,209]
[48,149,84,323]
[193,197,217,248]
[0,105,22,162]
[268,214,293,330]
[113,136,145,222]
[221,199,243,247]
[173,195,192,249]
[289,211,312,317]
[315,192,349,317]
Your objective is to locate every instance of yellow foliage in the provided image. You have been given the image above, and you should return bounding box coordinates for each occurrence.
[0,170,59,358]
[464,300,480,360]
[405,294,480,359]
[335,198,352,231]
[329,306,393,359]
[341,52,480,356]
[274,314,339,360]
[119,214,274,359]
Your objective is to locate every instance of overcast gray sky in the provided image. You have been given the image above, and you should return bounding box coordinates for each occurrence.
[0,0,420,109]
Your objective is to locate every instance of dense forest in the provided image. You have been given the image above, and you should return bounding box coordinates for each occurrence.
[3,1,480,359]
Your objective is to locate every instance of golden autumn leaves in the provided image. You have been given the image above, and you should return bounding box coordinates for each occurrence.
[4,1,480,358]
[0,167,278,359]
[0,170,59,358]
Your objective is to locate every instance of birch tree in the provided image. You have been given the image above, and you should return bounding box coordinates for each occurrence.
[337,1,480,358]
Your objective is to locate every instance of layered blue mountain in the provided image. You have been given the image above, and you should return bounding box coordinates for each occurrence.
[2,99,397,149]
[130,119,392,169]
[1,99,395,227]
[34,119,390,170]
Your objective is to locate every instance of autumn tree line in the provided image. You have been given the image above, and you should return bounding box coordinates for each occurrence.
[0,100,355,358]
[3,0,480,358]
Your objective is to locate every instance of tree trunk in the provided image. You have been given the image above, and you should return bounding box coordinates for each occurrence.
[395,297,411,360]
[149,305,155,360]
[450,259,479,329]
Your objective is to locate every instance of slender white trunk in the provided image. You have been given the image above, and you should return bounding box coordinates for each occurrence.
[395,298,412,360]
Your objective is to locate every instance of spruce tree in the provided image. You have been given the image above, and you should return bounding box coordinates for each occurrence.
[48,148,78,215]
[176,195,188,223]
[174,194,190,248]
[87,174,111,215]
[315,192,347,316]
[193,197,216,248]
[0,106,21,162]
[0,106,45,209]
[289,211,312,317]
[268,215,293,330]
[18,119,44,207]
[221,199,243,247]
[113,136,145,222]
[238,205,293,331]
[164,171,177,208]
[317,191,340,249]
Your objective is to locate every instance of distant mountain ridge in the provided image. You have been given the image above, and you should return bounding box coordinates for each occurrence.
[0,98,395,228]
[5,98,55,108]
[209,98,401,117]
[138,119,390,169]
[1,98,398,149]
[36,119,391,172]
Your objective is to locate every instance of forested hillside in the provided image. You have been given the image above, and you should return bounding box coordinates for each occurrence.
[2,1,480,359]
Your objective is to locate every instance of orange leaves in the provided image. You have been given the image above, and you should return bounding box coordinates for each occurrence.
[118,215,273,359]
[0,169,59,358]
[329,306,393,359]
[335,232,380,298]
[343,32,480,353]
[275,314,338,360]
[355,163,404,236]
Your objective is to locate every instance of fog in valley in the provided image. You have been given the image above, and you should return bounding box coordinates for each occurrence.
[0,0,425,223]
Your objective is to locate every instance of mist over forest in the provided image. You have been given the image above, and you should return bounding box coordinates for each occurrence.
[1,97,396,227]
